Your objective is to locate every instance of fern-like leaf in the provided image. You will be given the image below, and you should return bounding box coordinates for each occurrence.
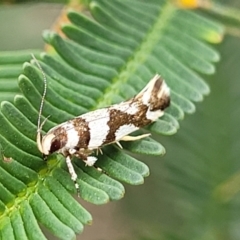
[0,0,223,239]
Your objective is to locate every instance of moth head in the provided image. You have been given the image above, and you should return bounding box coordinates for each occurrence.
[37,132,56,156]
[37,124,68,156]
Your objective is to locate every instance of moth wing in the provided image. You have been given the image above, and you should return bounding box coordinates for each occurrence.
[80,102,139,149]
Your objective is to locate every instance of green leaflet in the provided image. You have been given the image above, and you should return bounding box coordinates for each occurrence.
[0,0,223,239]
[0,50,40,103]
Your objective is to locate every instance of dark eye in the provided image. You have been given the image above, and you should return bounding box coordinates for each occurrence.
[50,139,61,153]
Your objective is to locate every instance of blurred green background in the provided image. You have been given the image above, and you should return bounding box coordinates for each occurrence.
[0,1,240,240]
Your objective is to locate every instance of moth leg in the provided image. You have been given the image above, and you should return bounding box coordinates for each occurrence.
[66,155,79,197]
[77,151,96,167]
[92,163,109,175]
[96,147,103,155]
[78,152,107,174]
[92,164,105,173]
[115,141,123,149]
[84,156,98,167]
[84,156,107,174]
[83,155,106,173]
[120,133,151,142]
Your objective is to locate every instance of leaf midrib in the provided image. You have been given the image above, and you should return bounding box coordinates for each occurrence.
[95,2,176,108]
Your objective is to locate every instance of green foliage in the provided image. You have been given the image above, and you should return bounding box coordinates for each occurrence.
[0,0,223,239]
[124,35,240,240]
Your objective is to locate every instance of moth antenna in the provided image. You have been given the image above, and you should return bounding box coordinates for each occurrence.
[31,54,47,133]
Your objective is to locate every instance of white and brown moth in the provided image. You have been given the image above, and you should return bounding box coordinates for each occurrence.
[33,56,170,193]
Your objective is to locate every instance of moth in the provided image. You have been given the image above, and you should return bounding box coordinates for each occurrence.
[33,56,170,194]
